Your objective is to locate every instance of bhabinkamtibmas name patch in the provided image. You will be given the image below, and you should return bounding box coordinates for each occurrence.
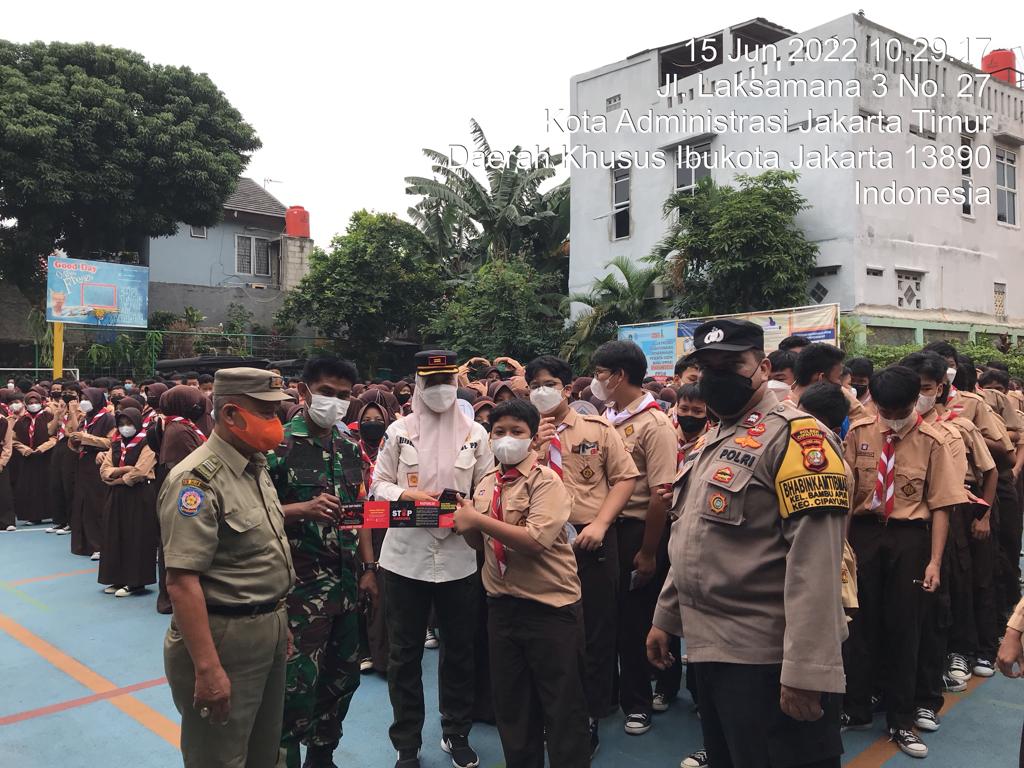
[775,417,850,519]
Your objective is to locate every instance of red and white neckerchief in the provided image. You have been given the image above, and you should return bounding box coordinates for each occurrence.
[83,411,105,432]
[166,415,207,442]
[546,422,569,479]
[489,467,523,577]
[604,392,661,427]
[24,410,46,444]
[870,413,921,518]
[677,432,705,470]
[141,409,156,431]
[57,412,70,440]
[113,428,148,467]
[359,441,378,487]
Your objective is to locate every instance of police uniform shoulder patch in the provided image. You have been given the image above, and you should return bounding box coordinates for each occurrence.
[774,417,850,519]
[177,486,205,517]
[193,457,222,483]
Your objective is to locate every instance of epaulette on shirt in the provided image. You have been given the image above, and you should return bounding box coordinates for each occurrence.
[918,419,955,445]
[193,456,223,483]
[848,414,878,432]
[581,413,612,427]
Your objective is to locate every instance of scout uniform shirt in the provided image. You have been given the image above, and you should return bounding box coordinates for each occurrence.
[979,387,1024,436]
[844,414,967,520]
[653,391,850,693]
[473,451,581,608]
[158,431,295,606]
[609,395,678,519]
[924,404,996,487]
[552,407,640,525]
[948,388,1014,453]
[266,411,363,616]
[371,417,493,582]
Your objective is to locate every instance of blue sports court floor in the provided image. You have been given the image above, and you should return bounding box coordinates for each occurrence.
[1,522,1022,767]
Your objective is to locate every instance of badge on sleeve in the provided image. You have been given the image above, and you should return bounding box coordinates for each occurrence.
[712,466,734,484]
[735,435,762,450]
[708,493,729,514]
[741,412,763,428]
[774,417,850,519]
[177,487,205,517]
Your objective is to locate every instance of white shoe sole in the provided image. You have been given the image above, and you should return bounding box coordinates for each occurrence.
[439,738,479,768]
[897,743,929,759]
[652,700,670,712]
[915,720,940,732]
[973,667,995,678]
[624,721,651,735]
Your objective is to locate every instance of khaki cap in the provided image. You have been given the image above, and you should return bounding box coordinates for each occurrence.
[213,367,293,402]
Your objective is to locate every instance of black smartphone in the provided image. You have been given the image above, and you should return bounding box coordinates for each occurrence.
[439,488,461,505]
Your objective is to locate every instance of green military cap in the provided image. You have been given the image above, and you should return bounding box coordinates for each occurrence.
[213,367,293,402]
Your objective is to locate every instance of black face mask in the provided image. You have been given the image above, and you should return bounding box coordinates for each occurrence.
[853,383,868,399]
[396,392,411,404]
[360,420,387,444]
[698,368,759,419]
[62,393,76,403]
[478,420,492,433]
[677,415,707,434]
[110,396,123,407]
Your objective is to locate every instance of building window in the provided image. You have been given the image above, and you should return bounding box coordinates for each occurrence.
[896,270,923,309]
[866,267,884,277]
[810,282,829,303]
[995,282,1007,319]
[236,235,272,276]
[961,134,973,217]
[236,235,252,274]
[612,165,630,240]
[675,143,711,192]
[997,146,1018,225]
[254,238,271,276]
[190,225,208,239]
[606,94,621,112]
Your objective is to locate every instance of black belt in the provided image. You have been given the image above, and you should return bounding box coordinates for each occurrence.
[206,600,283,617]
[851,515,928,529]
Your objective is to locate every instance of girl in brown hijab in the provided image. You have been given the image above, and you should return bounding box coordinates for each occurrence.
[0,395,13,531]
[140,382,168,429]
[11,388,56,524]
[98,407,158,597]
[69,387,116,558]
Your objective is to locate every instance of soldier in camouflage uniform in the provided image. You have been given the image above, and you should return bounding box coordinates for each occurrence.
[266,358,378,768]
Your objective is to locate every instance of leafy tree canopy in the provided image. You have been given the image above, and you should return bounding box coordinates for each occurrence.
[277,210,442,373]
[651,170,818,317]
[0,40,261,299]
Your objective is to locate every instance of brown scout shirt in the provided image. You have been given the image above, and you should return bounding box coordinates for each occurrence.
[473,451,582,608]
[554,407,640,525]
[845,415,967,520]
[948,389,1014,453]
[158,431,295,606]
[612,395,678,520]
[654,391,850,693]
[925,405,996,486]
[980,387,1024,434]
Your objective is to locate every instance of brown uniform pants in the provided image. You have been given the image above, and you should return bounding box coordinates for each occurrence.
[165,607,289,768]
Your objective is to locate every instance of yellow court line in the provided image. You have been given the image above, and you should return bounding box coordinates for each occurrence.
[0,613,180,748]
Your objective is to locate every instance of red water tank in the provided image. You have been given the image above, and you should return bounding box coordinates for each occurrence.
[285,206,310,238]
[982,49,1017,85]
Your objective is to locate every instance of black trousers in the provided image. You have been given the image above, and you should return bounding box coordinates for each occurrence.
[488,597,590,768]
[915,512,957,713]
[384,570,477,751]
[573,522,619,720]
[995,470,1022,616]
[49,440,76,527]
[844,518,931,730]
[616,518,670,716]
[694,662,842,768]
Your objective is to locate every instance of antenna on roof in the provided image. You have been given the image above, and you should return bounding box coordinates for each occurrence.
[263,178,283,189]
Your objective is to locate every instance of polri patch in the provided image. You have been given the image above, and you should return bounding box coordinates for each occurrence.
[741,412,763,428]
[708,493,728,514]
[177,487,205,517]
[735,435,762,450]
[712,466,734,484]
[747,423,767,437]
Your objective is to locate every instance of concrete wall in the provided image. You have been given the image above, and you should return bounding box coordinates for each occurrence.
[148,282,285,329]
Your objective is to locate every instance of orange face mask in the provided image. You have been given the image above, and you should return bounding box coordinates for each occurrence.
[225,405,284,452]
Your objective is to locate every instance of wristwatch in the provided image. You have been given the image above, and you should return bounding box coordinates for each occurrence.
[360,561,380,574]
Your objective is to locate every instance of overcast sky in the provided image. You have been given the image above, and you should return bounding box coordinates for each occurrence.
[5,1,1021,245]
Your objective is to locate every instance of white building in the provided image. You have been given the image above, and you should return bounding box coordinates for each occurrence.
[568,14,1024,345]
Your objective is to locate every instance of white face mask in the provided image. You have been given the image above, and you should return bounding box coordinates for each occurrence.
[118,425,137,438]
[881,414,913,433]
[10,402,23,413]
[529,386,564,415]
[589,374,614,401]
[78,399,94,415]
[26,403,42,413]
[306,393,340,429]
[491,436,532,466]
[767,380,791,394]
[946,367,958,385]
[5,382,13,390]
[915,393,937,415]
[420,384,457,413]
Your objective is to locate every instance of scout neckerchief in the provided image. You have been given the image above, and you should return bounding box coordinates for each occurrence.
[113,427,148,467]
[490,466,523,577]
[23,409,47,445]
[603,392,660,427]
[57,411,70,440]
[870,413,922,518]
[546,422,569,479]
[166,415,207,442]
[678,428,707,470]
[359,440,378,488]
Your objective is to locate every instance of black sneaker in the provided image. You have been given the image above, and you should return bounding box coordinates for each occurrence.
[394,749,420,768]
[841,712,872,731]
[681,748,710,768]
[914,708,940,732]
[624,713,652,735]
[440,735,479,768]
[589,718,600,759]
[303,743,339,768]
[889,728,928,759]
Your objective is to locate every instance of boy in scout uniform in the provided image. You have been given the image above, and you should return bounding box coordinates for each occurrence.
[589,340,678,735]
[453,398,590,768]
[159,368,296,768]
[842,365,966,758]
[265,357,378,768]
[370,351,493,768]
[648,320,850,768]
[524,355,639,755]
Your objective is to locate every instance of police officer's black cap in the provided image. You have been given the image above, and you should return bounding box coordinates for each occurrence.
[415,350,459,375]
[692,319,764,354]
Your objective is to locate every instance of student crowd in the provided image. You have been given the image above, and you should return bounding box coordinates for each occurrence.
[4,324,1024,768]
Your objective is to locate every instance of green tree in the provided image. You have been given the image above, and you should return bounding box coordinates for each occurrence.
[0,40,261,301]
[651,171,818,317]
[562,256,665,366]
[428,256,565,362]
[278,211,442,374]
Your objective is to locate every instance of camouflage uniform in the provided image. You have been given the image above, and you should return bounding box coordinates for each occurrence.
[267,412,364,768]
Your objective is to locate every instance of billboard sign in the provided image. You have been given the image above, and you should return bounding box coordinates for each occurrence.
[46,256,149,328]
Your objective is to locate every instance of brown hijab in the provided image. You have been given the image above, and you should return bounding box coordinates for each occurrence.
[158,385,210,466]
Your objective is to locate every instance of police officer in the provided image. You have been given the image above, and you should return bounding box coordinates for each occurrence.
[266,357,378,768]
[647,320,850,768]
[160,368,296,768]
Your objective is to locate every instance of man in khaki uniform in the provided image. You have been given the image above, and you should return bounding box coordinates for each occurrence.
[160,368,296,768]
[648,320,850,768]
[524,355,639,754]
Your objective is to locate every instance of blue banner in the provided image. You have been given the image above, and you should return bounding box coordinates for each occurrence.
[46,256,149,329]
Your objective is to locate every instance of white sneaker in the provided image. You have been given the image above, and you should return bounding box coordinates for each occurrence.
[359,658,374,673]
[914,708,940,732]
[4,525,15,532]
[681,749,709,768]
[624,713,651,735]
[946,652,972,684]
[890,728,928,758]
[56,526,71,535]
[115,586,144,598]
[103,585,119,595]
[652,693,671,712]
[973,658,995,677]
[90,552,100,561]
[424,629,439,649]
[45,525,58,533]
